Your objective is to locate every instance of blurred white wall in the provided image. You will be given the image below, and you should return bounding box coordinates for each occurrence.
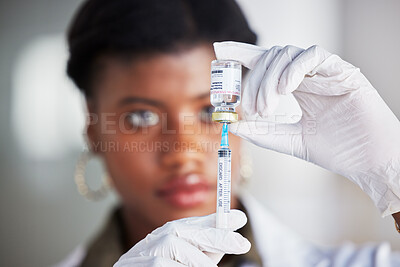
[0,1,118,266]
[0,0,399,266]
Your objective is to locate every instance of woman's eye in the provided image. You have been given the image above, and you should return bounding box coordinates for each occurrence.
[127,110,159,127]
[199,105,214,123]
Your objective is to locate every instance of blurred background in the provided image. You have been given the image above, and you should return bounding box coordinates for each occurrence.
[0,0,399,266]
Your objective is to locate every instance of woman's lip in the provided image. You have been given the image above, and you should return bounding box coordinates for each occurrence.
[157,173,213,209]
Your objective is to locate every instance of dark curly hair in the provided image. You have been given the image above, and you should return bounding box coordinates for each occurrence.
[66,0,257,98]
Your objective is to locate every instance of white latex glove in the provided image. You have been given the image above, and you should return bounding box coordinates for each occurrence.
[113,210,251,267]
[214,41,400,217]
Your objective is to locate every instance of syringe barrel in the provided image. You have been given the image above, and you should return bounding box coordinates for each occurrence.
[216,147,232,229]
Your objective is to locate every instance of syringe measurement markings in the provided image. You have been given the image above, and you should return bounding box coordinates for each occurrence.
[218,154,230,213]
[216,123,232,229]
[222,155,231,214]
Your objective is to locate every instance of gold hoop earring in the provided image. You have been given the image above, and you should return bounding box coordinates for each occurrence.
[74,150,111,201]
[239,150,253,185]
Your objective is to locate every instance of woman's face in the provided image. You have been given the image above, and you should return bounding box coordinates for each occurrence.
[87,45,241,228]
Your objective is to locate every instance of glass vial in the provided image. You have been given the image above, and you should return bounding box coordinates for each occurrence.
[210,60,241,123]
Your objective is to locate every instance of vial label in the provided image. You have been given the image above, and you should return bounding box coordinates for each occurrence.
[210,68,241,96]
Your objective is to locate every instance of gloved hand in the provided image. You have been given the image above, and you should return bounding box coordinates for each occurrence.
[113,210,251,267]
[214,41,400,217]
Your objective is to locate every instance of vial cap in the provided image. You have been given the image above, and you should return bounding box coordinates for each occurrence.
[212,111,238,123]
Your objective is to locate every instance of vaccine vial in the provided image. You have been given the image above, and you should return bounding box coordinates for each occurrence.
[210,60,241,123]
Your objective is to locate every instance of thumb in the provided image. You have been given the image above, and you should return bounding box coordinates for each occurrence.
[230,120,306,159]
[213,41,267,69]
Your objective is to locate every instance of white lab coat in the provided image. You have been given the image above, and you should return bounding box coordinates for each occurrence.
[241,193,400,267]
[55,194,400,267]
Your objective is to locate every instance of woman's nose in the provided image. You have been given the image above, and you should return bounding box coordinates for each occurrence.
[158,112,212,170]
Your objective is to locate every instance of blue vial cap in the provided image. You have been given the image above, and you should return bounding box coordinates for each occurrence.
[220,123,229,147]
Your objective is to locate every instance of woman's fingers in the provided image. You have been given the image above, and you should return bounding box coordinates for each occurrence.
[229,120,305,159]
[119,236,218,267]
[214,42,303,117]
[243,46,282,117]
[214,41,280,117]
[120,210,250,266]
[256,45,304,117]
[147,210,250,253]
[275,45,362,96]
[278,45,331,95]
[214,43,361,119]
[151,209,247,232]
[147,235,219,266]
[184,228,251,254]
[213,41,267,69]
[115,256,187,267]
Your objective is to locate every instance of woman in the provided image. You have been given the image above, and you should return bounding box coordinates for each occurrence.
[60,0,400,266]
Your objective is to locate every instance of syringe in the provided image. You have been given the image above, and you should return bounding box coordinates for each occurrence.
[216,122,232,229]
[210,59,241,229]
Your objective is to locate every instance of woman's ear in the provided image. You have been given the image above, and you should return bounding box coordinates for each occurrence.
[85,100,100,153]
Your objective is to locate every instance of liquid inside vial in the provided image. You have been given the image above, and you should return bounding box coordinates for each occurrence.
[210,60,241,113]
